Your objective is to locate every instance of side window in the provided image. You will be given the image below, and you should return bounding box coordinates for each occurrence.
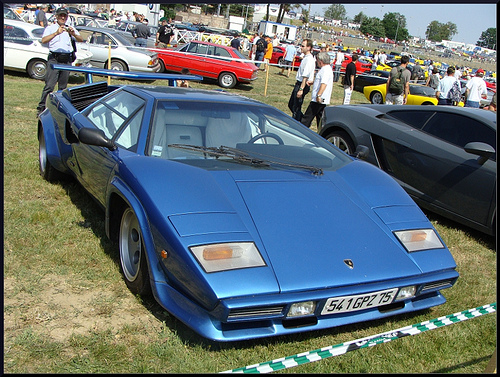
[4,25,31,45]
[115,107,144,151]
[388,110,435,130]
[87,91,145,140]
[424,113,496,153]
[213,46,231,58]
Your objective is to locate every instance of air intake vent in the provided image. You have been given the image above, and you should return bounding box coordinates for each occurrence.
[62,81,109,111]
[420,279,455,293]
[228,306,285,320]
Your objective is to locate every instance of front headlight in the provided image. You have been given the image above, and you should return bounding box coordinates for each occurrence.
[190,242,266,273]
[394,229,444,252]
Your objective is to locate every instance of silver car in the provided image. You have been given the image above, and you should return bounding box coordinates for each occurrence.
[75,26,160,72]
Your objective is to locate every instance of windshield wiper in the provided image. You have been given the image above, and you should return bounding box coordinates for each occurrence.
[168,144,323,176]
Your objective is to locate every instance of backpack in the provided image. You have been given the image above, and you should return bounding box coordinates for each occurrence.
[388,67,405,95]
[447,80,462,104]
[428,74,439,89]
[255,38,266,52]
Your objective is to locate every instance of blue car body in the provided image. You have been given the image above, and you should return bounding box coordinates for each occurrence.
[38,66,458,341]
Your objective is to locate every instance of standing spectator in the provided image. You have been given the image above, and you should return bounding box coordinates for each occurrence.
[230,36,241,51]
[156,17,174,48]
[333,48,344,82]
[36,7,83,116]
[35,4,48,28]
[411,61,424,83]
[465,69,487,108]
[108,8,117,28]
[436,67,459,105]
[132,18,151,47]
[288,39,315,121]
[280,43,297,77]
[342,54,357,105]
[253,34,266,68]
[262,36,273,72]
[372,49,379,69]
[385,55,411,105]
[426,67,440,90]
[301,52,333,128]
[378,50,387,65]
[486,92,496,112]
[454,65,461,80]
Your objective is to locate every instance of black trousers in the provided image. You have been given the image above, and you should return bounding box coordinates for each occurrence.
[288,81,310,121]
[37,57,71,113]
[301,101,326,128]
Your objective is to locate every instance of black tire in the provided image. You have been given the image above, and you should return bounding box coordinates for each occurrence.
[324,129,355,155]
[38,125,64,181]
[158,59,166,73]
[119,207,151,296]
[28,59,47,80]
[218,72,237,89]
[277,57,284,68]
[370,91,384,104]
[110,59,127,71]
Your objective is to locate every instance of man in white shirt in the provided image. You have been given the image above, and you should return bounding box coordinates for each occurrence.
[333,48,344,82]
[436,67,459,105]
[36,7,83,116]
[465,69,487,108]
[288,39,315,121]
[301,52,333,128]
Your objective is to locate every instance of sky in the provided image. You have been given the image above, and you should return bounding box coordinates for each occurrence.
[309,3,497,46]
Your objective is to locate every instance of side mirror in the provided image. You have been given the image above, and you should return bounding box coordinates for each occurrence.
[464,142,495,165]
[78,127,117,151]
[354,145,369,160]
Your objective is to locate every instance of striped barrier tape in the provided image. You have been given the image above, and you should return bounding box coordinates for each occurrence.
[220,302,496,374]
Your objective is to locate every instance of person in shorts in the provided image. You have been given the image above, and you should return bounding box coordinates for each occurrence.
[385,55,411,105]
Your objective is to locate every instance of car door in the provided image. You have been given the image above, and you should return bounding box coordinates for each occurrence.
[70,89,147,204]
[76,29,114,67]
[178,42,210,77]
[383,109,496,227]
[4,24,46,70]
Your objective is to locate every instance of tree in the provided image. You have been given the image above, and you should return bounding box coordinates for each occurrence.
[382,12,409,42]
[276,4,291,23]
[353,11,366,24]
[360,16,385,39]
[425,20,458,42]
[477,28,497,50]
[323,4,346,20]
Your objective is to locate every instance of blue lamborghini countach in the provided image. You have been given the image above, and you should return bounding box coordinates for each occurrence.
[37,65,458,341]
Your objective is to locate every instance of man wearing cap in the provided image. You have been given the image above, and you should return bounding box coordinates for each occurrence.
[156,17,175,48]
[36,7,83,116]
[465,69,488,108]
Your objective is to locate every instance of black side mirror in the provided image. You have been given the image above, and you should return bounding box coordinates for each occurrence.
[78,127,117,151]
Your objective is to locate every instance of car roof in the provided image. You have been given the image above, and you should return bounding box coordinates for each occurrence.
[187,40,232,48]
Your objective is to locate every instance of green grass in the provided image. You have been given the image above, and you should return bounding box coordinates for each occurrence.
[3,68,496,374]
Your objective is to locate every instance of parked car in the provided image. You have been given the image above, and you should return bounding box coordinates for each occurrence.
[353,70,390,92]
[363,82,438,105]
[318,105,496,235]
[113,19,158,47]
[75,26,161,72]
[340,54,373,74]
[151,40,259,89]
[3,4,22,21]
[4,19,92,80]
[48,12,109,28]
[37,66,458,341]
[269,45,301,68]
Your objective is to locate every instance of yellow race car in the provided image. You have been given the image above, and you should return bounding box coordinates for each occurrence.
[363,82,438,105]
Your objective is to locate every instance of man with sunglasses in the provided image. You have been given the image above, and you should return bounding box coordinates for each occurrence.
[288,39,315,121]
[36,7,83,116]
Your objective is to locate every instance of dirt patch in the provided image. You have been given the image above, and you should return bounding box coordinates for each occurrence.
[4,274,164,344]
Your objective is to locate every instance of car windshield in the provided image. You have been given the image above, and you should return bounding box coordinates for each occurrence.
[148,100,352,173]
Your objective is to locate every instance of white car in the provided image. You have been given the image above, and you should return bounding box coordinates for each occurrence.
[4,19,93,80]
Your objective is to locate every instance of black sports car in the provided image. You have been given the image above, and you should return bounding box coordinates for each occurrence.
[354,70,390,93]
[318,105,496,236]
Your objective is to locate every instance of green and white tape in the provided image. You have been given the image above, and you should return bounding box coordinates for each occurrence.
[221,303,496,374]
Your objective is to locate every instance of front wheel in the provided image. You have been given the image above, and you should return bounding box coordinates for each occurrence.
[38,125,64,181]
[119,208,151,296]
[325,129,355,155]
[370,91,384,104]
[28,59,47,80]
[218,72,237,89]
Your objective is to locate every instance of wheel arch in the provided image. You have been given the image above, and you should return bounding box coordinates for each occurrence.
[105,57,129,71]
[37,116,69,174]
[26,57,47,79]
[218,71,237,88]
[320,122,357,148]
[106,179,162,285]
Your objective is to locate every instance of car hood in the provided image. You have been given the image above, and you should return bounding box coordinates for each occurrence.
[124,157,437,299]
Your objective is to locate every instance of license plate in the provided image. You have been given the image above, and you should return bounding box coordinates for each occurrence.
[321,288,398,315]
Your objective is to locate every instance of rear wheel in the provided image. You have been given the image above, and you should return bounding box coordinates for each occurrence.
[218,72,237,89]
[110,59,127,71]
[370,91,384,104]
[119,208,151,296]
[325,129,355,155]
[28,59,47,80]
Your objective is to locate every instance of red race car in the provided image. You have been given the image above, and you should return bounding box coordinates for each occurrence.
[340,53,373,74]
[151,40,259,89]
[269,45,301,68]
